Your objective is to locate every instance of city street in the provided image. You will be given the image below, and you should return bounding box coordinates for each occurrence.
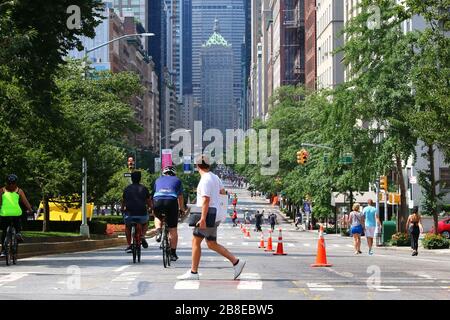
[0,186,449,300]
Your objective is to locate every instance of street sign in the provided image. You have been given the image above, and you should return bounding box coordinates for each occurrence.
[183,156,192,174]
[124,173,131,178]
[409,176,417,184]
[339,154,353,164]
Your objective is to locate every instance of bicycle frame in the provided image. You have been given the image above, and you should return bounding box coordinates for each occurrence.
[3,219,18,266]
[129,222,142,263]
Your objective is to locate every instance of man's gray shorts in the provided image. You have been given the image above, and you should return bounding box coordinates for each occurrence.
[193,222,221,241]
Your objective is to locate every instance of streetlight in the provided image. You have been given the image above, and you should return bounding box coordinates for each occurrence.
[80,32,155,237]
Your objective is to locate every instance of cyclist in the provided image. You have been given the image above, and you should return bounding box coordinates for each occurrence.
[0,174,33,257]
[121,171,152,253]
[152,165,186,262]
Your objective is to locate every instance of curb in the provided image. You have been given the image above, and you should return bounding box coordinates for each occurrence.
[16,228,159,259]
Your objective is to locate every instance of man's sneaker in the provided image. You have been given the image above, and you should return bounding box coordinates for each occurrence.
[233,259,246,280]
[155,229,162,243]
[170,253,179,262]
[177,270,199,280]
[368,248,374,255]
[125,245,132,253]
[141,238,148,248]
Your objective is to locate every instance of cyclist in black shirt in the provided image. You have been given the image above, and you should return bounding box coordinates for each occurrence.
[121,171,152,253]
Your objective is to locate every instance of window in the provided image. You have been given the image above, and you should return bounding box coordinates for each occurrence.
[440,168,450,190]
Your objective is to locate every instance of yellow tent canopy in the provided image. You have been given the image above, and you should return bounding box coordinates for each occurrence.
[37,200,94,221]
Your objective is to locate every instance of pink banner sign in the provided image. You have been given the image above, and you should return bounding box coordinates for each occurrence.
[161,149,173,169]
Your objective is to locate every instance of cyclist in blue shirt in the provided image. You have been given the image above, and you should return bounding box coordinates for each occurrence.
[152,166,187,261]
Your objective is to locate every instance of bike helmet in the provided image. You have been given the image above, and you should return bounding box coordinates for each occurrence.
[162,166,176,176]
[6,174,18,184]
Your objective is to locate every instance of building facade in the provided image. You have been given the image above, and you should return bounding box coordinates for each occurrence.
[304,0,316,90]
[200,21,237,137]
[316,0,344,89]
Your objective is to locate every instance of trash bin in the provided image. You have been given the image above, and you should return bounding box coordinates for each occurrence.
[382,221,396,245]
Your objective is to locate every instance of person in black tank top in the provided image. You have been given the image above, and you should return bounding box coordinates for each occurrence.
[406,206,424,256]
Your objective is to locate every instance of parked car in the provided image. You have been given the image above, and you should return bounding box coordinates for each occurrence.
[430,217,450,239]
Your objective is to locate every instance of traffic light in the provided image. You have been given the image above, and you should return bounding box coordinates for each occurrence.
[296,149,309,165]
[380,175,387,191]
[127,156,135,171]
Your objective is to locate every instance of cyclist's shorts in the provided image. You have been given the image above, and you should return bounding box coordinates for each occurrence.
[123,215,149,225]
[153,198,179,228]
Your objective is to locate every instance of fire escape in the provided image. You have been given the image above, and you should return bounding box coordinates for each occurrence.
[282,0,305,86]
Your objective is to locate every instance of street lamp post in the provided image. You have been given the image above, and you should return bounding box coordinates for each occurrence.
[80,32,154,237]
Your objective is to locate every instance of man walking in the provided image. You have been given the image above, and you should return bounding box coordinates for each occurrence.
[178,156,246,280]
[269,212,277,231]
[363,199,381,255]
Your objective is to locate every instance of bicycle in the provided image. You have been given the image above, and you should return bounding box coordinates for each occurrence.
[158,213,171,268]
[129,222,142,264]
[3,219,19,266]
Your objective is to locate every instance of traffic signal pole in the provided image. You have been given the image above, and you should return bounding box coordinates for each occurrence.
[80,157,89,237]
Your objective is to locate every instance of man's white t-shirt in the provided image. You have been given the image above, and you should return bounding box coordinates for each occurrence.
[196,171,226,223]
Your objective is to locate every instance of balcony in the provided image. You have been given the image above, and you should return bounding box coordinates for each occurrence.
[283,9,304,28]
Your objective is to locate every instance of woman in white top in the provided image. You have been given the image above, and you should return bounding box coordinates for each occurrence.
[346,203,365,255]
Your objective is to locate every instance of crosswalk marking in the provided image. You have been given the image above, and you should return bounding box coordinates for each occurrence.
[174,281,200,290]
[111,272,141,282]
[303,243,311,247]
[114,265,130,272]
[307,283,335,292]
[372,285,401,292]
[181,242,188,246]
[333,244,341,247]
[346,244,353,248]
[237,273,262,290]
[227,242,233,246]
[0,273,28,287]
[242,242,249,246]
[287,243,294,247]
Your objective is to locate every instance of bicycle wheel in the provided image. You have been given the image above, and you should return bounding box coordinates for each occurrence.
[131,225,137,264]
[12,235,17,265]
[137,244,141,263]
[164,226,171,267]
[4,236,10,266]
[136,224,142,263]
[161,226,168,268]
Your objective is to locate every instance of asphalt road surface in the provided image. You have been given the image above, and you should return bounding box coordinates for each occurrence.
[0,185,449,300]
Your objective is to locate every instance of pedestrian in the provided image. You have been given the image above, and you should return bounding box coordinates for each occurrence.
[231,209,238,227]
[295,210,302,230]
[406,206,424,256]
[178,155,246,281]
[268,212,277,231]
[362,199,381,255]
[232,195,237,210]
[347,203,364,255]
[255,210,263,232]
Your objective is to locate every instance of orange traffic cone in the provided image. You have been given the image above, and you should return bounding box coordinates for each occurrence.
[265,230,274,252]
[246,228,251,238]
[273,228,287,255]
[258,232,265,248]
[311,225,332,267]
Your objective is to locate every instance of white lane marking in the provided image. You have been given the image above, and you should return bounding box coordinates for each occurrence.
[307,283,335,292]
[303,243,311,247]
[346,244,353,248]
[118,235,126,238]
[237,273,262,290]
[111,272,141,282]
[227,242,233,246]
[333,244,341,247]
[287,243,294,247]
[0,273,28,287]
[372,286,401,292]
[242,242,249,246]
[218,237,224,239]
[151,255,162,259]
[231,237,237,239]
[181,242,188,246]
[417,273,436,280]
[440,286,450,291]
[174,281,200,290]
[2,286,16,288]
[114,265,131,272]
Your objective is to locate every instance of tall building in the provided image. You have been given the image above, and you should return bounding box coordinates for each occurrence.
[260,0,272,118]
[316,0,344,89]
[304,0,317,90]
[182,0,193,95]
[112,0,149,49]
[192,0,246,128]
[200,20,237,136]
[243,0,252,130]
[249,0,263,123]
